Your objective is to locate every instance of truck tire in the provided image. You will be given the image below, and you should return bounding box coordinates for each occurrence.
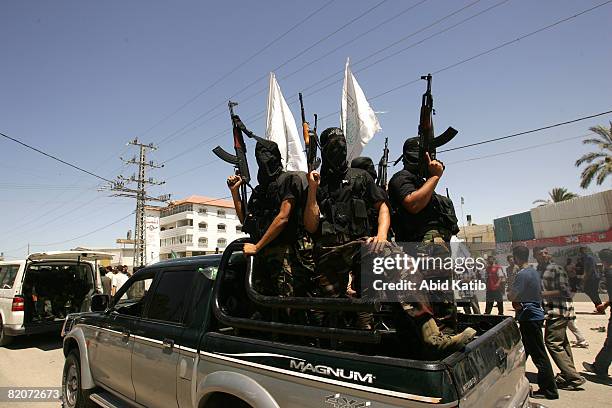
[203,393,253,408]
[62,350,93,408]
[0,316,13,347]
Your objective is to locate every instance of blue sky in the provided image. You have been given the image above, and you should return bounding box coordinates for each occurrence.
[1,0,611,259]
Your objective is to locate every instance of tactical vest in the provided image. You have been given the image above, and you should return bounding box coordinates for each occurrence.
[242,171,307,242]
[318,168,371,245]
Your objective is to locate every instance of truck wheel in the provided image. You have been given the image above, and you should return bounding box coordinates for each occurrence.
[203,393,253,408]
[0,317,13,347]
[62,350,93,408]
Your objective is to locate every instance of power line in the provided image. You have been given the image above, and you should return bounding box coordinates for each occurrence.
[0,131,113,183]
[446,134,589,165]
[366,0,612,102]
[439,110,612,153]
[144,0,337,142]
[155,0,390,147]
[31,212,135,247]
[157,0,508,161]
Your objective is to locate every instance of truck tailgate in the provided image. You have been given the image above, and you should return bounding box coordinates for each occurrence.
[444,315,530,407]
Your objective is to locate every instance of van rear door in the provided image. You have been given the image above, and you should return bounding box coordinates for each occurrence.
[27,251,113,292]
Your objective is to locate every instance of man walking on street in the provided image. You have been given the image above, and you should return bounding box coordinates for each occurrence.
[581,246,603,311]
[484,257,505,315]
[583,248,612,379]
[509,245,558,400]
[535,247,586,390]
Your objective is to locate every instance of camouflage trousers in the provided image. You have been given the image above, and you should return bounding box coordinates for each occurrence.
[419,228,457,332]
[253,241,314,298]
[313,240,373,329]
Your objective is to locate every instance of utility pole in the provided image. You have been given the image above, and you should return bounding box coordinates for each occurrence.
[106,139,170,269]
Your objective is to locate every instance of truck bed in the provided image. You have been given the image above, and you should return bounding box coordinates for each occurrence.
[200,314,529,406]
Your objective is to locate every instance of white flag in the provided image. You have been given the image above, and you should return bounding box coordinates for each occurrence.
[340,58,382,162]
[265,72,307,172]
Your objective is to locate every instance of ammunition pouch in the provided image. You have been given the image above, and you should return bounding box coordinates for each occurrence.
[432,194,460,236]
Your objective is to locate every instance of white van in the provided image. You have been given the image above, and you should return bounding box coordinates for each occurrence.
[0,251,112,346]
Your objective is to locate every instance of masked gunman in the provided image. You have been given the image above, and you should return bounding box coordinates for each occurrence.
[350,156,390,238]
[389,137,461,332]
[303,128,390,329]
[227,139,312,319]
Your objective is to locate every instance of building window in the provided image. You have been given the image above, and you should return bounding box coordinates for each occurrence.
[198,207,207,215]
[217,238,227,248]
[217,209,226,218]
[472,236,483,243]
[217,223,226,232]
[160,203,193,218]
[198,237,208,248]
[236,225,242,233]
[198,222,207,231]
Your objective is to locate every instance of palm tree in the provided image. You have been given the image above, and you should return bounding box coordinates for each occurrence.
[533,187,579,205]
[575,122,612,188]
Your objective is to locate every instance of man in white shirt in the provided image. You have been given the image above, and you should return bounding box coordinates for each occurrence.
[111,268,129,299]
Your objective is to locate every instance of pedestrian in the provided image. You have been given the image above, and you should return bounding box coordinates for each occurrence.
[458,265,481,314]
[99,267,112,296]
[228,138,313,324]
[508,245,558,400]
[505,255,519,292]
[583,248,612,379]
[484,257,505,315]
[580,246,603,311]
[111,266,129,299]
[535,247,586,390]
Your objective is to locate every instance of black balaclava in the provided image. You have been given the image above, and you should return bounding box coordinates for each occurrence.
[402,137,420,173]
[320,127,348,178]
[255,139,283,186]
[351,156,377,181]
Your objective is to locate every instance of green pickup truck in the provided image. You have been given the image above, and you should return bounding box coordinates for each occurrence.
[61,239,537,408]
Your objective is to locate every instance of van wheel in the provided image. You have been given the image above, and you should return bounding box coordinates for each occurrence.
[62,350,93,408]
[0,317,13,347]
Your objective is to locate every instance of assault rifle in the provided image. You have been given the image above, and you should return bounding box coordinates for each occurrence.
[417,74,458,179]
[377,137,389,190]
[299,93,320,172]
[213,101,263,217]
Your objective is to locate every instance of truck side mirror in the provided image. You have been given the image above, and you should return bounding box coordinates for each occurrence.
[91,294,110,312]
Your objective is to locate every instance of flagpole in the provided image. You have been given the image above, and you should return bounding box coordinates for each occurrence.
[460,197,468,241]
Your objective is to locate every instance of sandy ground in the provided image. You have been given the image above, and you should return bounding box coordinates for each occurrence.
[0,298,609,408]
[478,297,611,408]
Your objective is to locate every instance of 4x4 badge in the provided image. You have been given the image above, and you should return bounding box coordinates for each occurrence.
[325,393,371,408]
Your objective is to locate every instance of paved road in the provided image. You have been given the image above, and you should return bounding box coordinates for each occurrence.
[482,300,611,408]
[0,334,63,408]
[0,301,609,408]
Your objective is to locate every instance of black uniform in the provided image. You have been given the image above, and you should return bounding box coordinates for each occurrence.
[310,129,386,329]
[388,137,460,332]
[350,156,390,238]
[243,140,313,303]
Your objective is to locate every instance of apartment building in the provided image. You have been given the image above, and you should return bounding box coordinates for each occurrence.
[159,195,246,259]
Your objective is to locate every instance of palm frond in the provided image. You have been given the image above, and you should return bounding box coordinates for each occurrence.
[575,152,608,166]
[595,162,611,185]
[579,163,601,189]
[587,123,612,144]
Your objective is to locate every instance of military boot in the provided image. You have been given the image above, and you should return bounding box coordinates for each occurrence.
[421,317,476,358]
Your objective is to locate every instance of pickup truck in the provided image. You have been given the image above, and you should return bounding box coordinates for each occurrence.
[61,239,537,408]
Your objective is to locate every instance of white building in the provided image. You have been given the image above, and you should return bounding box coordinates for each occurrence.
[159,195,246,259]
